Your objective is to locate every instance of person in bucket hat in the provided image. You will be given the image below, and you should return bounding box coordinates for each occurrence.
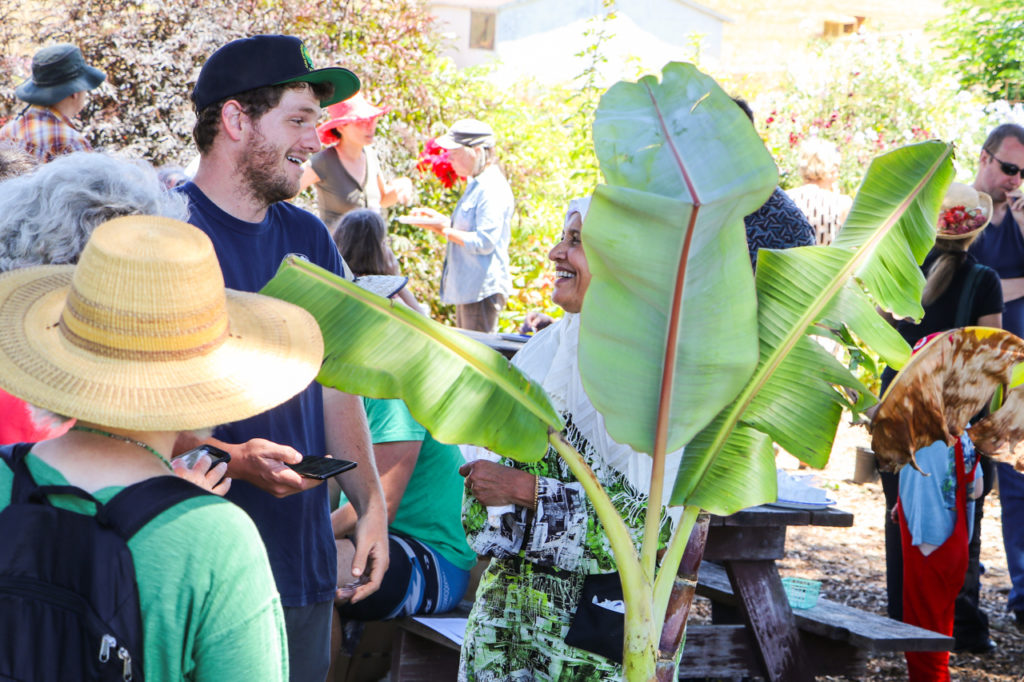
[181,35,388,682]
[300,92,414,227]
[0,215,324,680]
[0,44,105,162]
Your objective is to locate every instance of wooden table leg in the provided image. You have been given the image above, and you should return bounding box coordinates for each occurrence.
[725,560,813,682]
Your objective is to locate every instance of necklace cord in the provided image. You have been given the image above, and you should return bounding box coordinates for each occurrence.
[70,424,174,471]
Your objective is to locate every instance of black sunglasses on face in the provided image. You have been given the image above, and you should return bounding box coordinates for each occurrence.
[988,151,1024,179]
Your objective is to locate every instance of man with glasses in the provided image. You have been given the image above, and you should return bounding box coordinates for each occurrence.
[968,123,1024,642]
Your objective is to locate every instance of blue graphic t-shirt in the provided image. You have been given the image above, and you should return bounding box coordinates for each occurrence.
[179,182,345,607]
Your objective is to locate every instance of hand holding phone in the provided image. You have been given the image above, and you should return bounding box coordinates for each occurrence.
[171,444,232,492]
[286,456,357,480]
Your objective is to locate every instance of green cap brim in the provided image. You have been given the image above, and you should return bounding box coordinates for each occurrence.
[278,67,360,107]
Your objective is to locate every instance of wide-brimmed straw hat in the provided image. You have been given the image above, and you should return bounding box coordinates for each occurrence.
[317,93,389,144]
[937,183,993,241]
[0,215,324,431]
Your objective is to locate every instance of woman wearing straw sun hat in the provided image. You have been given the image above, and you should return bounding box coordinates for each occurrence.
[0,215,325,680]
[300,92,414,228]
[872,182,1002,667]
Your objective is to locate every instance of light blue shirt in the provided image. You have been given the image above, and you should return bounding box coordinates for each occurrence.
[440,164,513,305]
[899,434,978,549]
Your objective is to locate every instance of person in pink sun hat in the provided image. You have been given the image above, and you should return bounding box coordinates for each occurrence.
[301,92,414,228]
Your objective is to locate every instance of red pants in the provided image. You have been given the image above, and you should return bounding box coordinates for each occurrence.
[897,440,973,682]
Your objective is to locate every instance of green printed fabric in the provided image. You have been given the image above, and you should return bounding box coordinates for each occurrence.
[458,416,673,681]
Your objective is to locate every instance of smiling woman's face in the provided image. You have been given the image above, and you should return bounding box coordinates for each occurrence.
[548,211,590,313]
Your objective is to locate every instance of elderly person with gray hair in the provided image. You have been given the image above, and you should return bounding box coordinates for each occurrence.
[406,118,513,333]
[785,137,853,245]
[0,152,187,443]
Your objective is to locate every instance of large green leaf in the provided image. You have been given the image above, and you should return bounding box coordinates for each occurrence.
[672,140,954,513]
[581,62,776,458]
[260,257,562,461]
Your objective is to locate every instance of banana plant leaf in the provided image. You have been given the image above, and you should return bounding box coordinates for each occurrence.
[259,257,562,461]
[581,62,775,460]
[670,140,956,513]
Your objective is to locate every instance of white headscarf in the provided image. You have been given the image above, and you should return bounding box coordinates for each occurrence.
[511,312,683,499]
[466,197,683,501]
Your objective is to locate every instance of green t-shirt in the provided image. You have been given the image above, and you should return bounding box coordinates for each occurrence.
[356,398,476,571]
[1,454,288,682]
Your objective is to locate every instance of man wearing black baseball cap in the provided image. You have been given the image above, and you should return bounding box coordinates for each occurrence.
[177,34,388,682]
[0,44,105,162]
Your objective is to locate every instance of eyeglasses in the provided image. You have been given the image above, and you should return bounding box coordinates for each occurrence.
[987,150,1024,179]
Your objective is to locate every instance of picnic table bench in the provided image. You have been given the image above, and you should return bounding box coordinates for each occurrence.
[388,505,952,681]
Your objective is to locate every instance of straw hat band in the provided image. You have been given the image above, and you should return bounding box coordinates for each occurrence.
[52,213,233,359]
[59,286,229,360]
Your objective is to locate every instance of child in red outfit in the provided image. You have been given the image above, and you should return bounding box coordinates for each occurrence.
[897,434,981,681]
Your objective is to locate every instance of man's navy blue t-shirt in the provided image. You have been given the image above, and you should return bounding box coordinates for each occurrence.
[180,181,344,607]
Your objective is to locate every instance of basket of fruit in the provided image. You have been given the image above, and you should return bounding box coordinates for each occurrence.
[936,183,992,239]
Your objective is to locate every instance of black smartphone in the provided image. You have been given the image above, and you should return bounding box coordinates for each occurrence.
[287,457,357,480]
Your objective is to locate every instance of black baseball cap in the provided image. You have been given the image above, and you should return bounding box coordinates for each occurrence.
[191,35,360,112]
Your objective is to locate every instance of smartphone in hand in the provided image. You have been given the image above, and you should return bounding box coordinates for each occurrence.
[171,444,231,486]
[287,457,357,480]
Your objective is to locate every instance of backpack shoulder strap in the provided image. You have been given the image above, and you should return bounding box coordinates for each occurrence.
[955,263,985,328]
[2,442,46,503]
[3,443,212,538]
[98,476,212,540]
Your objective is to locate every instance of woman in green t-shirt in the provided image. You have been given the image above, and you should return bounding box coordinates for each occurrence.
[0,215,325,681]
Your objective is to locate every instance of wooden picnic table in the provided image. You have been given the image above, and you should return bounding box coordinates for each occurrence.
[689,504,950,681]
[696,504,854,681]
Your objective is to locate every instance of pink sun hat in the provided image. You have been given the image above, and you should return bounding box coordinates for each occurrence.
[317,93,389,144]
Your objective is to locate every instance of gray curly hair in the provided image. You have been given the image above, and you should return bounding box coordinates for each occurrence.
[0,152,189,272]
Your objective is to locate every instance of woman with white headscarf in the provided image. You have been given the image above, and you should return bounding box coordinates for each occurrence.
[457,198,682,681]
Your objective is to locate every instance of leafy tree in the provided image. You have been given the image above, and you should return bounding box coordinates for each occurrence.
[0,0,599,330]
[931,0,1024,101]
[754,32,989,194]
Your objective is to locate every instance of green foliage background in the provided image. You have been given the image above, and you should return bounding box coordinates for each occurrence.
[931,0,1024,102]
[1,1,1022,333]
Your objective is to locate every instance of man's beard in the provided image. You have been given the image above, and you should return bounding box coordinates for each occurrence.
[240,132,299,206]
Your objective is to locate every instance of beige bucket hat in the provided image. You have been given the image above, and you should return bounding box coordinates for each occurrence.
[0,215,324,430]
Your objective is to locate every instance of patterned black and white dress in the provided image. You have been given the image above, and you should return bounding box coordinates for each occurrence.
[459,314,679,681]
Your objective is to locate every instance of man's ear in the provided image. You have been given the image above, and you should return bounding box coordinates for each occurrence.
[220,100,247,143]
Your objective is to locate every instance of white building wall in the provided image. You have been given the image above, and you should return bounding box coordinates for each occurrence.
[431,0,725,85]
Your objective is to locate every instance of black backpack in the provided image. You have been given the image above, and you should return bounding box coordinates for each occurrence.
[0,442,210,681]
